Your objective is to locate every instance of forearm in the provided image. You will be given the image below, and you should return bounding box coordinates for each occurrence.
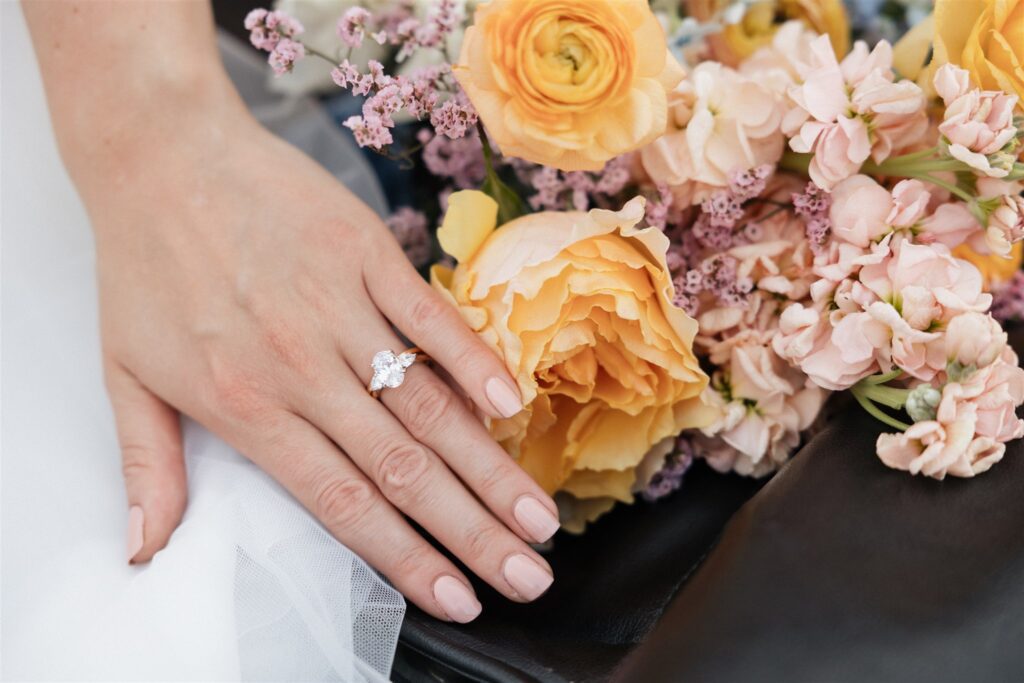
[22,1,250,201]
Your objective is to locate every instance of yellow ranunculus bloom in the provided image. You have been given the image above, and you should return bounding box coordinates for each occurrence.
[454,0,684,172]
[934,0,1024,111]
[432,192,711,530]
[688,0,849,66]
[954,241,1024,289]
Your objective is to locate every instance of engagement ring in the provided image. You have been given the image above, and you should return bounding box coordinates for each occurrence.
[368,347,427,398]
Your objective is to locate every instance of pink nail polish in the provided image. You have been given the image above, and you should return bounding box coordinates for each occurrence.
[514,496,560,543]
[127,505,144,563]
[433,576,482,623]
[503,554,553,601]
[485,377,522,418]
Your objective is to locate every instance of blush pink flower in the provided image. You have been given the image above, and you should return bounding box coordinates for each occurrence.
[640,62,784,204]
[956,348,1024,443]
[985,193,1024,257]
[934,64,1019,179]
[828,175,979,250]
[877,349,1024,479]
[945,311,1008,369]
[696,337,827,477]
[876,419,1004,479]
[784,36,927,190]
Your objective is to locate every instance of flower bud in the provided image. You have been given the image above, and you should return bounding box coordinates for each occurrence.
[905,384,942,422]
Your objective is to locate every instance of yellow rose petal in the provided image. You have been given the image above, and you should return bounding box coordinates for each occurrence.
[437,190,498,264]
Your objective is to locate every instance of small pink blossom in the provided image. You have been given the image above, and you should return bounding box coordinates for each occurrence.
[343,113,393,149]
[245,8,303,52]
[267,38,305,76]
[430,92,478,139]
[330,59,360,89]
[337,7,372,49]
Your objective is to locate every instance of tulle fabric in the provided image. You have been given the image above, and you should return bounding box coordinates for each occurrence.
[1,6,403,680]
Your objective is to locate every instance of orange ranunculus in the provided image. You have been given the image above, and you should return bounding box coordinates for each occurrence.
[431,191,711,530]
[453,0,684,172]
[688,0,849,67]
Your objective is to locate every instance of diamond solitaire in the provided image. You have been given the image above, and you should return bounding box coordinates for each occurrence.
[369,349,419,394]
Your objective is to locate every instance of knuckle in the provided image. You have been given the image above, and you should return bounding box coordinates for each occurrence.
[406,293,447,335]
[313,475,377,532]
[463,522,504,562]
[473,460,515,501]
[120,443,154,481]
[390,544,439,584]
[373,441,432,505]
[401,378,455,436]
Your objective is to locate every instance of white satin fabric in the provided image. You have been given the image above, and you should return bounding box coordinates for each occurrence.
[1,6,404,681]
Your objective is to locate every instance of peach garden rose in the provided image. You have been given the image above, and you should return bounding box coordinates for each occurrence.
[453,0,684,171]
[431,191,711,530]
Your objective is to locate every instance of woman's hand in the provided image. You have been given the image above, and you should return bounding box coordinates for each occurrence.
[23,0,558,623]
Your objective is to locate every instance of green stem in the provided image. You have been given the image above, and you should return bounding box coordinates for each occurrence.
[851,386,912,431]
[861,369,904,385]
[476,121,496,177]
[913,173,975,204]
[860,383,910,409]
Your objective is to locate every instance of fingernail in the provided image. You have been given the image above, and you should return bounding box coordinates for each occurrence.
[485,377,522,418]
[127,505,145,563]
[503,554,553,601]
[433,576,482,623]
[514,496,560,543]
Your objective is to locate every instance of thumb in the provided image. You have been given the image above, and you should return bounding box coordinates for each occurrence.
[105,362,187,564]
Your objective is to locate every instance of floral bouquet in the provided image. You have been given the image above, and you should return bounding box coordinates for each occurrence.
[246,0,1024,531]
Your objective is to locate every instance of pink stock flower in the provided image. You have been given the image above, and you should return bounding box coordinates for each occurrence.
[876,349,1024,479]
[696,332,828,477]
[640,62,784,205]
[828,175,979,250]
[934,64,1019,179]
[876,419,1004,479]
[946,311,1008,370]
[985,193,1024,257]
[784,36,927,190]
[778,238,992,389]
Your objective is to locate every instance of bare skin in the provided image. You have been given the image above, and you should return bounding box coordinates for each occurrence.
[22,0,558,623]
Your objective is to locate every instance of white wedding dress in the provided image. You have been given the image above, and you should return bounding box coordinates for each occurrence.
[1,5,405,681]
